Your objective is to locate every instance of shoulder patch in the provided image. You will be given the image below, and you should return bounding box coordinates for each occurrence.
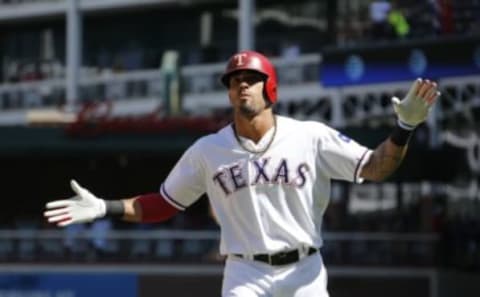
[338,133,352,143]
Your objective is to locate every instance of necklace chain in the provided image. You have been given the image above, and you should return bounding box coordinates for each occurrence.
[232,116,277,154]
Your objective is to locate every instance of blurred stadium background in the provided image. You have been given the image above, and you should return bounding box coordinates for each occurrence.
[0,0,479,296]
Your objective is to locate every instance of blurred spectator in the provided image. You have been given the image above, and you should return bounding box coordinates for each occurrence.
[64,223,88,260]
[438,0,454,34]
[97,46,112,71]
[5,60,20,83]
[427,0,442,35]
[280,40,301,61]
[388,3,410,39]
[20,62,43,81]
[123,41,144,71]
[178,197,217,259]
[14,218,39,261]
[91,218,115,256]
[369,0,392,39]
[130,223,154,260]
[122,41,145,96]
[279,40,302,84]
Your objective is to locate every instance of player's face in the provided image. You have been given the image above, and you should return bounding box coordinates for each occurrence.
[228,70,267,118]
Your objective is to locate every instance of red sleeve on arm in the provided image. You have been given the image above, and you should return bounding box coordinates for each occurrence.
[136,193,180,223]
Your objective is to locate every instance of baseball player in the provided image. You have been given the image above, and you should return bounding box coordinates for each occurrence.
[44,50,440,297]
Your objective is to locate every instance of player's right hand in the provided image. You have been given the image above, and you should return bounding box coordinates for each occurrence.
[44,180,106,227]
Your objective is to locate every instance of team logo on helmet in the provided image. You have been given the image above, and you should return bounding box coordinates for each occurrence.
[234,53,248,66]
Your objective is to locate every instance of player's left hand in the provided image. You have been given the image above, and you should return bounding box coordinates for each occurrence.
[391,78,440,130]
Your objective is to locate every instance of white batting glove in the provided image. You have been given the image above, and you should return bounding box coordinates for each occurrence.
[44,180,106,227]
[391,78,440,130]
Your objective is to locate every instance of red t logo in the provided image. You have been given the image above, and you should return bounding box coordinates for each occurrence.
[234,53,248,66]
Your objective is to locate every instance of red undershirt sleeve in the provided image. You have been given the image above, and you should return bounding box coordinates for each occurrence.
[136,193,180,223]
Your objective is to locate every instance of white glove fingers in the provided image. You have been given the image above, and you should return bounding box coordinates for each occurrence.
[427,91,441,106]
[391,96,400,112]
[47,213,72,223]
[424,86,437,103]
[44,208,70,217]
[391,96,401,105]
[417,79,433,98]
[45,200,74,209]
[70,179,85,196]
[407,78,422,99]
[58,219,74,227]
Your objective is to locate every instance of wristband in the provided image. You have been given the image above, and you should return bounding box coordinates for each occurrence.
[390,122,414,146]
[105,200,125,218]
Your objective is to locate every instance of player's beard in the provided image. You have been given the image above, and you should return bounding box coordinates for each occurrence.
[237,97,267,118]
[239,103,258,117]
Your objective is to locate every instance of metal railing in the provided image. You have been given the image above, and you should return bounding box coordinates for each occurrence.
[0,228,439,266]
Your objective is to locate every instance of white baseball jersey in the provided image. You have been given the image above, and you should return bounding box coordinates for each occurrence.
[160,115,372,255]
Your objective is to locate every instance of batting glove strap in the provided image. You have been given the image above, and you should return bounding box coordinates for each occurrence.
[396,118,417,131]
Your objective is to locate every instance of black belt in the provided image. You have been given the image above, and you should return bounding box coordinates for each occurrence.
[233,247,318,266]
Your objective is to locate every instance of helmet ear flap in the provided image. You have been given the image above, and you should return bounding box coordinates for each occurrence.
[264,78,277,104]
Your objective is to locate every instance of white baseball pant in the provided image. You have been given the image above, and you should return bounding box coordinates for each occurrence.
[222,252,329,297]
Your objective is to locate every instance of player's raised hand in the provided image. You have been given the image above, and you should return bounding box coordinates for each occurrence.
[391,78,440,130]
[44,180,106,227]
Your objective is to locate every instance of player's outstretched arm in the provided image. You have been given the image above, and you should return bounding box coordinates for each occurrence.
[44,180,178,227]
[360,78,440,181]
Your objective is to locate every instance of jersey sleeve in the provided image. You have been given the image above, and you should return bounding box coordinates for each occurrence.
[315,123,372,183]
[160,140,206,210]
